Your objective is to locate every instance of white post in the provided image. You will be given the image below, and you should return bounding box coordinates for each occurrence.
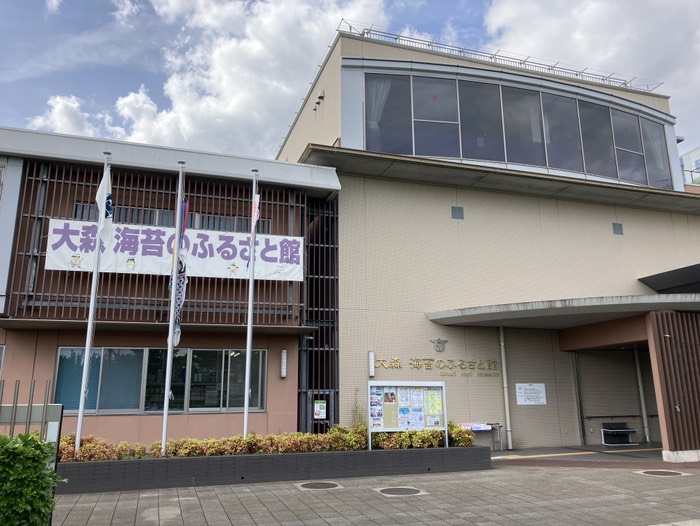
[75,152,111,454]
[161,161,186,456]
[243,169,259,438]
[499,327,513,450]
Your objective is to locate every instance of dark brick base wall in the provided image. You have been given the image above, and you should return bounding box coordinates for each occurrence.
[56,446,491,494]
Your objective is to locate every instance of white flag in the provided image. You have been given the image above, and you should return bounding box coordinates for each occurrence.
[95,163,113,247]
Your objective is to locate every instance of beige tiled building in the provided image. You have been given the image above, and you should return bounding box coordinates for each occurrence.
[279,28,700,462]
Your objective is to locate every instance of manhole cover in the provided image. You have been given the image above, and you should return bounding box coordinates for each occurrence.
[379,487,421,496]
[642,470,683,477]
[300,482,340,490]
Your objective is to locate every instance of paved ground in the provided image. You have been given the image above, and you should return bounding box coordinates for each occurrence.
[53,445,700,526]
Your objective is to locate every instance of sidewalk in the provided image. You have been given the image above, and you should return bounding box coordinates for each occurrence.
[53,446,700,526]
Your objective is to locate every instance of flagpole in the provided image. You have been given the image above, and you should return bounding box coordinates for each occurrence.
[243,169,259,438]
[161,160,186,456]
[75,151,111,455]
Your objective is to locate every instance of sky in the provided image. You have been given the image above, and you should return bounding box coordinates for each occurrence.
[1,0,699,160]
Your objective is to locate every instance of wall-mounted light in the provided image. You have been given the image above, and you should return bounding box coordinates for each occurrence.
[281,349,287,378]
[368,351,375,378]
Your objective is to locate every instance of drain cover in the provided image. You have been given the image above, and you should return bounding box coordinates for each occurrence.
[642,470,683,477]
[379,487,421,496]
[300,482,340,490]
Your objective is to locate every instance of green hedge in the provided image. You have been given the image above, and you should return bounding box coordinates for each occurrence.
[58,421,475,462]
[0,433,63,526]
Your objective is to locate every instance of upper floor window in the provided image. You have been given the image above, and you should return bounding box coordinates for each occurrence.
[74,204,270,233]
[365,74,412,155]
[364,73,673,190]
[459,81,504,162]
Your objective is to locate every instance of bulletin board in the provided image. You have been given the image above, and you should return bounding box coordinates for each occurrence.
[367,381,448,450]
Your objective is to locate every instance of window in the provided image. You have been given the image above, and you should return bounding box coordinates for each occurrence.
[190,350,225,409]
[228,349,266,409]
[362,73,674,189]
[365,74,413,154]
[502,87,546,166]
[189,349,267,411]
[54,348,101,411]
[459,81,505,162]
[54,347,267,413]
[613,109,647,185]
[579,101,617,178]
[199,214,271,234]
[542,93,583,172]
[0,346,4,379]
[144,349,187,411]
[412,76,460,158]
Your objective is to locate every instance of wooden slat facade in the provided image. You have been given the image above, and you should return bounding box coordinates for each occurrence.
[9,159,307,327]
[648,311,700,453]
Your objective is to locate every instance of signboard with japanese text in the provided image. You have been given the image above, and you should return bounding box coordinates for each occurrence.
[45,219,303,281]
[515,383,547,405]
[367,381,448,449]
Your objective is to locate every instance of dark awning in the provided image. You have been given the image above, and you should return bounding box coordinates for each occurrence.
[639,263,700,293]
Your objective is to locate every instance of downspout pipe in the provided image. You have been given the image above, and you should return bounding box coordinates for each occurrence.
[634,348,651,443]
[499,327,513,450]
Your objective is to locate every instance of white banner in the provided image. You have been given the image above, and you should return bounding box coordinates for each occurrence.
[46,219,303,281]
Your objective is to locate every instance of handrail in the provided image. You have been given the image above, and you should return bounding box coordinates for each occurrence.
[338,20,662,93]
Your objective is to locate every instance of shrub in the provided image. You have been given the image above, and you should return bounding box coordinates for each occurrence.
[59,434,147,462]
[447,421,476,447]
[327,423,368,451]
[0,433,64,525]
[57,419,473,461]
[372,431,412,449]
[411,429,443,448]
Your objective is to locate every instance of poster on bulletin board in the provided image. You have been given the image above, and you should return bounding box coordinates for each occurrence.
[367,381,448,449]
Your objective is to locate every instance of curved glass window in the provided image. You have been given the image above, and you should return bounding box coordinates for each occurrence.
[641,119,672,189]
[363,73,673,190]
[413,77,460,157]
[613,109,643,152]
[502,87,546,167]
[542,93,583,172]
[459,81,505,161]
[413,77,458,121]
[579,101,617,178]
[365,74,412,154]
[613,109,648,185]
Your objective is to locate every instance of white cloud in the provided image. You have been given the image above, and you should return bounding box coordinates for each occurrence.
[46,0,62,14]
[112,0,142,24]
[27,95,99,136]
[99,0,388,157]
[483,0,700,152]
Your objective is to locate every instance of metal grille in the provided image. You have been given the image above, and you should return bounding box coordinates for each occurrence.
[8,159,305,327]
[298,196,339,433]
